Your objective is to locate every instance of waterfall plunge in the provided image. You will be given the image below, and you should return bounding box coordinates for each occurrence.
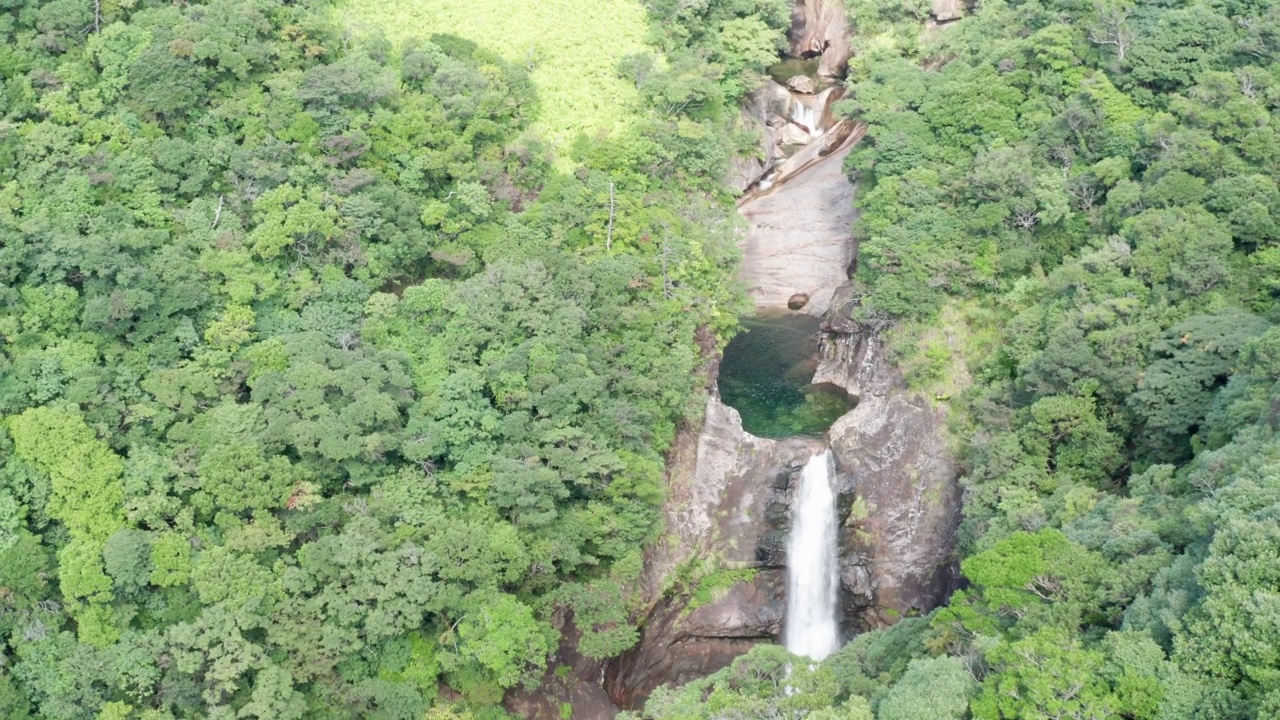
[785,450,841,661]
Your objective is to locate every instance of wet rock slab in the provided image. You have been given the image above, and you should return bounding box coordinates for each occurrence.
[737,136,859,316]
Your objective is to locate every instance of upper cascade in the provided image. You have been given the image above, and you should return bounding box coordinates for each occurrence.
[792,98,824,137]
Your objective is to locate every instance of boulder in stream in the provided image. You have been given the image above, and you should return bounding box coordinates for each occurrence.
[786,75,817,94]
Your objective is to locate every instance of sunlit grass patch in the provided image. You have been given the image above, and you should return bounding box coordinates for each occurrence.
[338,0,651,161]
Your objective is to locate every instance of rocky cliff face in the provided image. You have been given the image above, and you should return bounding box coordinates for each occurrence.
[605,399,823,707]
[817,285,962,628]
[726,79,859,195]
[606,304,963,708]
[931,0,967,22]
[789,0,853,78]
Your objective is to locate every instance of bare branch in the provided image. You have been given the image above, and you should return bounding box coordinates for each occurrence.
[1089,4,1135,61]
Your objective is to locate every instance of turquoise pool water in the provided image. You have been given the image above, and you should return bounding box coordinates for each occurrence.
[717,314,855,438]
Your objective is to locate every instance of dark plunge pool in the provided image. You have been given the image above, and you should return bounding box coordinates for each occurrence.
[717,314,856,438]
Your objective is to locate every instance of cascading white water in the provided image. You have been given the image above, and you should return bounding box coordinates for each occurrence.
[791,98,824,137]
[785,449,840,661]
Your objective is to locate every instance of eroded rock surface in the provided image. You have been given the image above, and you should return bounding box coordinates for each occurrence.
[606,570,785,709]
[726,81,856,194]
[789,0,853,78]
[816,284,962,628]
[932,0,966,22]
[726,81,790,193]
[504,613,618,720]
[737,136,859,316]
[607,295,964,705]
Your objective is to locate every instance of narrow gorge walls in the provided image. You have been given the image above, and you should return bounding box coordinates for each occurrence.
[817,288,964,628]
[729,9,865,316]
[605,400,824,707]
[788,0,853,79]
[605,0,963,711]
[607,299,964,709]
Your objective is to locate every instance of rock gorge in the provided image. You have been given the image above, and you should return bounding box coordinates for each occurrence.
[601,0,964,710]
[603,307,964,709]
[513,2,965,715]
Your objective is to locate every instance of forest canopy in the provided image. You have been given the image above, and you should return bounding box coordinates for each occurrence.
[0,0,794,717]
[5,0,1280,717]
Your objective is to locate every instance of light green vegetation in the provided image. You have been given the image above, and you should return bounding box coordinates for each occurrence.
[338,0,651,158]
[888,301,995,399]
[689,568,758,609]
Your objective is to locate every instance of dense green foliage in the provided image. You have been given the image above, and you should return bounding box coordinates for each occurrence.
[0,0,796,716]
[6,0,1280,716]
[631,0,1280,718]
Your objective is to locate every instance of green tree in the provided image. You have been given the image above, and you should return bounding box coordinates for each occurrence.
[877,657,976,720]
[1126,8,1237,93]
[7,407,125,636]
[973,629,1120,720]
[440,592,556,692]
[1129,311,1271,462]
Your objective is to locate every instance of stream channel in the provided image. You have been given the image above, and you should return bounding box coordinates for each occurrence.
[718,48,863,659]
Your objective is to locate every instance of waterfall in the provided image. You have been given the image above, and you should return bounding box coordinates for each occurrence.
[785,449,840,660]
[791,98,824,137]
